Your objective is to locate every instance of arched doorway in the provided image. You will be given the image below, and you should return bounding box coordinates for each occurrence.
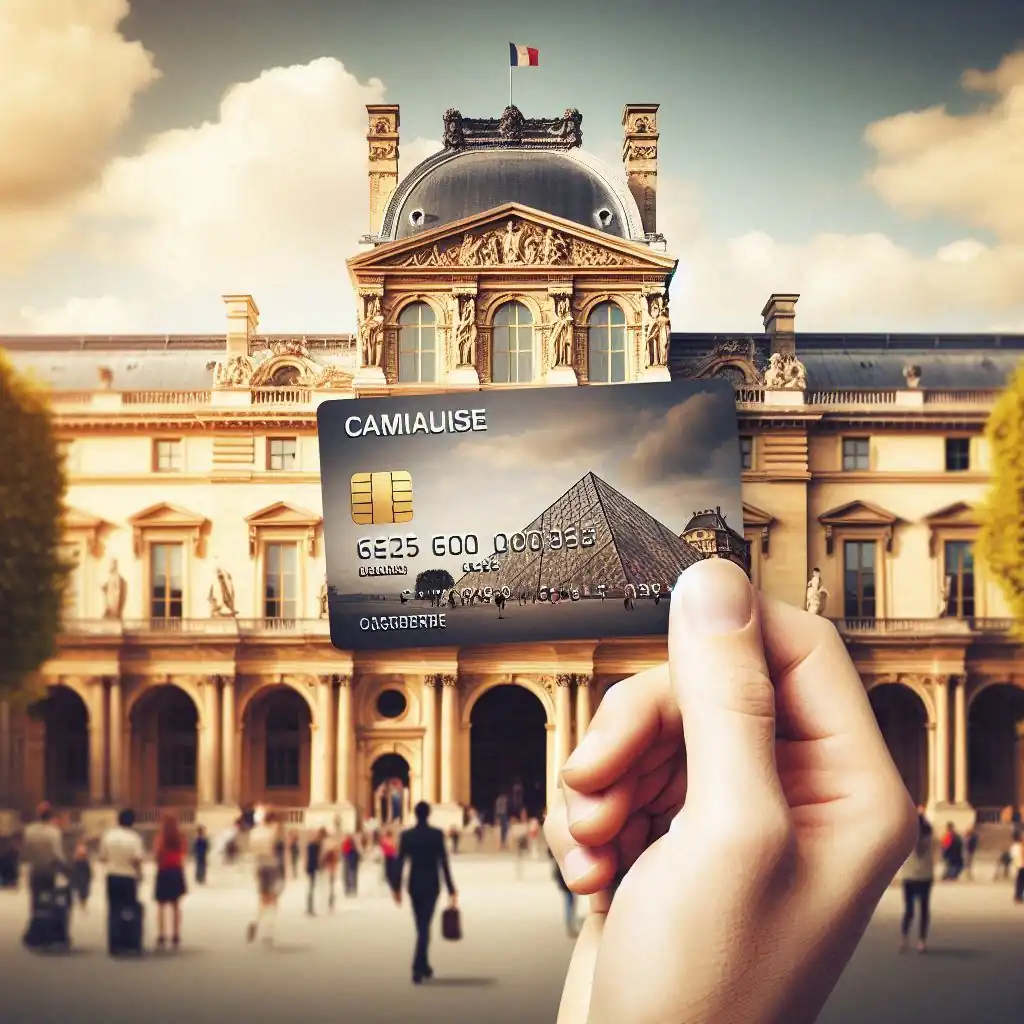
[869,684,928,805]
[371,753,410,825]
[470,685,547,821]
[39,686,89,807]
[130,686,199,808]
[242,686,311,807]
[968,683,1024,809]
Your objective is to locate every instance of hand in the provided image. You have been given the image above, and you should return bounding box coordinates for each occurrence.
[392,890,402,907]
[546,559,917,1024]
[449,893,459,909]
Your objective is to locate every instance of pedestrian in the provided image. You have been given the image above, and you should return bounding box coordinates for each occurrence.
[448,824,461,854]
[246,811,282,945]
[98,808,145,956]
[964,826,979,879]
[342,833,361,896]
[1011,830,1024,904]
[899,813,935,953]
[940,822,963,880]
[21,803,66,907]
[288,830,301,879]
[69,842,92,912]
[513,810,529,879]
[381,829,399,890]
[153,812,188,950]
[322,834,340,911]
[305,827,326,915]
[494,793,510,849]
[192,825,209,885]
[390,801,458,984]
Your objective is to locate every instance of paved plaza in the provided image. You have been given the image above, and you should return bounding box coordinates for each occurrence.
[0,853,1022,1023]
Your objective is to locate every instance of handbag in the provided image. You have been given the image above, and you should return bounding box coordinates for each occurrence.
[441,906,462,941]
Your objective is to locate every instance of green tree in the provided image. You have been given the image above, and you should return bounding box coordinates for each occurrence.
[415,568,455,597]
[0,350,70,702]
[977,360,1024,638]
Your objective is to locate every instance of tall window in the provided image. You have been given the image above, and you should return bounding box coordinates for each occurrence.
[587,302,627,383]
[843,540,877,618]
[264,542,298,620]
[944,540,975,618]
[492,301,533,384]
[842,437,870,471]
[739,436,753,470]
[397,302,437,383]
[150,543,184,620]
[154,439,182,472]
[265,701,301,788]
[945,437,970,472]
[268,437,297,471]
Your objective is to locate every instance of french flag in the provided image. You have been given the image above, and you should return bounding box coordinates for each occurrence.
[509,42,539,67]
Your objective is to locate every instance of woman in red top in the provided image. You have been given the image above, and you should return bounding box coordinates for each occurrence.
[153,812,188,949]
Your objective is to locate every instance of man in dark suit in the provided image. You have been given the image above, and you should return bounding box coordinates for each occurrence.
[391,801,458,984]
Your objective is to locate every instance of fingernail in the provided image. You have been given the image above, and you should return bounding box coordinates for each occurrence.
[674,560,752,634]
[563,847,597,884]
[566,792,603,826]
[563,732,600,772]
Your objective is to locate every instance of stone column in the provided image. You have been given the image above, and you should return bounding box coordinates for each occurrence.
[439,675,457,804]
[1015,721,1024,809]
[0,701,10,804]
[554,676,573,776]
[220,678,236,806]
[108,678,124,807]
[953,676,968,805]
[421,676,439,803]
[335,676,353,805]
[198,678,220,806]
[933,677,950,805]
[575,675,593,747]
[546,723,557,812]
[925,723,936,807]
[87,679,107,805]
[309,677,330,806]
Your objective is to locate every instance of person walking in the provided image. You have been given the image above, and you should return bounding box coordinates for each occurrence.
[98,809,145,956]
[321,833,340,911]
[341,833,361,897]
[288,831,301,879]
[380,829,399,891]
[153,812,188,950]
[246,811,282,945]
[1011,830,1024,904]
[941,822,964,880]
[494,793,510,849]
[69,842,92,912]
[390,801,458,985]
[899,813,936,953]
[305,827,326,916]
[964,826,980,880]
[192,826,209,885]
[21,803,66,906]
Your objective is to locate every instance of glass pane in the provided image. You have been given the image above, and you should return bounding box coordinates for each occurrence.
[267,544,280,572]
[844,541,860,570]
[420,349,436,382]
[859,542,875,568]
[517,350,533,383]
[492,350,510,384]
[609,323,625,348]
[590,346,609,383]
[398,351,417,382]
[610,349,627,382]
[282,544,297,575]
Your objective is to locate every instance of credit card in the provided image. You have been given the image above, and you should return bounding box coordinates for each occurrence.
[317,379,745,652]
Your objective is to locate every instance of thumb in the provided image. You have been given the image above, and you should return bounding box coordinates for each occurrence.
[669,558,782,814]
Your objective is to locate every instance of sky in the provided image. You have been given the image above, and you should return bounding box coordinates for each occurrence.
[318,380,742,593]
[1,0,1023,336]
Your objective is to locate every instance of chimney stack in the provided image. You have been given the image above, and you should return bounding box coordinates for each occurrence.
[622,104,660,236]
[761,293,799,356]
[366,104,400,237]
[223,294,259,356]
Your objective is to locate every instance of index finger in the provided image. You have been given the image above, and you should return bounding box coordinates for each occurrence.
[560,663,679,794]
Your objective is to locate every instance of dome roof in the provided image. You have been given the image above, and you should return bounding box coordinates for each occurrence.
[380,146,645,242]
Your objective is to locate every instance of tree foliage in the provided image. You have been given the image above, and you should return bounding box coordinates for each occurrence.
[0,350,69,702]
[977,360,1024,638]
[415,568,455,597]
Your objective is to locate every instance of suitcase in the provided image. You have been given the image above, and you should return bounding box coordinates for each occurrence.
[441,906,462,941]
[24,886,71,950]
[108,900,144,955]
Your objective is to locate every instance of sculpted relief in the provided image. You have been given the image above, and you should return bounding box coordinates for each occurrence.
[762,351,808,390]
[392,219,628,270]
[454,296,478,366]
[549,297,575,367]
[359,294,385,368]
[644,295,671,367]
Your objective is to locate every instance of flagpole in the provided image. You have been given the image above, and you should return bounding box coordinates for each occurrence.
[509,61,513,108]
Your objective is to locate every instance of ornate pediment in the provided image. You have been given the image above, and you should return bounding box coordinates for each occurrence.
[924,501,978,556]
[819,500,899,555]
[348,203,676,275]
[62,506,106,554]
[245,502,322,557]
[127,503,208,555]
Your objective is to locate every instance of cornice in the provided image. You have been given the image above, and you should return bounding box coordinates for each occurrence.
[54,414,320,431]
[66,472,323,486]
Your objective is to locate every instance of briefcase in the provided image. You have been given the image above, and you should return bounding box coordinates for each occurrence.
[441,906,462,941]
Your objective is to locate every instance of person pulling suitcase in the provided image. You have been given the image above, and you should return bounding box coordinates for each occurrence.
[98,809,146,956]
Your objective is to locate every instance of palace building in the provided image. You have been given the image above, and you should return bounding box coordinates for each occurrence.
[0,101,1022,838]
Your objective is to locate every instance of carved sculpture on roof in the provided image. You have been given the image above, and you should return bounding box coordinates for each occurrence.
[208,566,237,617]
[370,143,396,160]
[395,218,624,269]
[454,295,478,366]
[359,294,385,368]
[550,296,575,367]
[212,354,255,387]
[763,351,807,390]
[644,295,671,367]
[630,144,657,159]
[372,117,390,134]
[903,362,922,389]
[311,366,354,390]
[442,106,584,150]
[632,115,655,133]
[267,339,309,359]
[674,338,763,385]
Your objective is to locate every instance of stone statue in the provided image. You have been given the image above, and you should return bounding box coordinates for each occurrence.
[442,108,465,149]
[763,351,808,390]
[212,354,255,387]
[805,568,828,616]
[550,297,575,367]
[645,296,671,367]
[455,296,478,366]
[359,295,384,367]
[318,576,329,619]
[501,220,523,263]
[102,560,125,619]
[208,566,237,617]
[903,363,922,389]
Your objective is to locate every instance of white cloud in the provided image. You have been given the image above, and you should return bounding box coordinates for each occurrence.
[0,0,158,270]
[81,57,439,332]
[17,296,138,334]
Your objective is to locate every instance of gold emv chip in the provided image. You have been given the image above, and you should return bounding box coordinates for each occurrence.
[350,471,413,525]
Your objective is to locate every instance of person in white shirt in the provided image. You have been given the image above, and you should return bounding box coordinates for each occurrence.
[98,809,145,910]
[246,811,282,944]
[1010,830,1024,904]
[21,803,66,900]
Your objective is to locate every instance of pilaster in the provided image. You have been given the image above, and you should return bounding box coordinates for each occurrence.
[554,675,573,776]
[86,677,107,805]
[953,676,968,805]
[932,676,951,806]
[439,675,457,804]
[574,675,593,747]
[108,678,124,807]
[366,104,400,236]
[220,677,237,806]
[421,676,439,804]
[198,676,221,806]
[309,675,331,805]
[335,675,353,806]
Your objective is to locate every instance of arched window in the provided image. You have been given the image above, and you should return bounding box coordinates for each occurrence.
[397,302,437,383]
[587,302,627,383]
[492,302,534,384]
